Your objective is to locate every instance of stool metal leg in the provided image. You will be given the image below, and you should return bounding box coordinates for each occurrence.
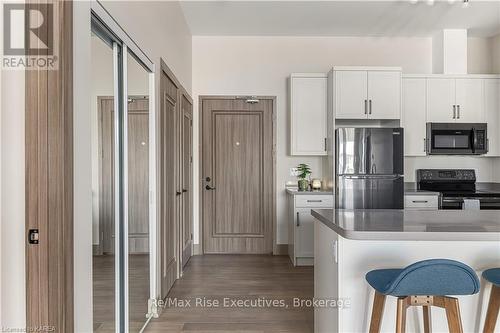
[483,285,500,333]
[422,305,432,333]
[369,291,386,333]
[396,297,409,333]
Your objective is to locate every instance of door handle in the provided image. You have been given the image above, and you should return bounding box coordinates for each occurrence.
[205,185,216,190]
[182,189,188,193]
[457,105,460,119]
[176,191,182,196]
[364,100,368,115]
[296,212,300,227]
[453,105,456,119]
[369,100,372,115]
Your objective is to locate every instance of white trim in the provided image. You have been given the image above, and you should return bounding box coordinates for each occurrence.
[122,44,130,333]
[403,74,500,79]
[289,73,328,78]
[332,66,402,71]
[112,42,121,333]
[147,67,158,311]
[91,0,154,72]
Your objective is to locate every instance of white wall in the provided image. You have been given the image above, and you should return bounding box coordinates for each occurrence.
[491,33,500,74]
[192,36,434,245]
[468,37,492,74]
[0,69,26,329]
[74,1,192,331]
[405,157,498,182]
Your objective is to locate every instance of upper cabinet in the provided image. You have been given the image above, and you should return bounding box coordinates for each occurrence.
[289,73,327,156]
[427,78,484,123]
[334,67,401,120]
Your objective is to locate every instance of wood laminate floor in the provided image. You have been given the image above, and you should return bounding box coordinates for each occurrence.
[145,255,314,333]
[93,254,150,332]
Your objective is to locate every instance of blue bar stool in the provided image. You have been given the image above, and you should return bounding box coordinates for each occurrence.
[483,268,500,333]
[366,259,480,333]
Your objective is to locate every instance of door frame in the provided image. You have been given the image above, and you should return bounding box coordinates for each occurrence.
[198,96,277,255]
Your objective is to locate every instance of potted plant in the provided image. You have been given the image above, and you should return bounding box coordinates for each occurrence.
[296,163,312,191]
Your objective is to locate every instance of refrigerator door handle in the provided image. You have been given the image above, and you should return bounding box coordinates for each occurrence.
[340,174,403,179]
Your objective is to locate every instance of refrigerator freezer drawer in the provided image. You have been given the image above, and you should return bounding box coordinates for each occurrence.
[336,176,404,209]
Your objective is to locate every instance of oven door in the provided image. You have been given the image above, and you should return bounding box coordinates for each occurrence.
[426,123,487,155]
[441,197,500,210]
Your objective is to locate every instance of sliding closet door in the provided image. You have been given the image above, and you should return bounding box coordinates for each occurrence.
[91,31,118,332]
[126,51,151,330]
[160,64,180,298]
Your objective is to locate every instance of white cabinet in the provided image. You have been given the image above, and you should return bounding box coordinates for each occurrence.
[455,79,484,123]
[334,68,401,120]
[289,74,327,155]
[404,194,439,210]
[427,78,456,122]
[485,79,500,156]
[368,71,401,119]
[288,193,333,266]
[402,78,427,156]
[427,78,484,123]
[335,71,368,119]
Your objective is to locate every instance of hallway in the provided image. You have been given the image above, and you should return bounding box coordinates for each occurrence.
[146,255,314,333]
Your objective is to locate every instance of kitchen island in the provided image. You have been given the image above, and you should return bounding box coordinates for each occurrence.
[312,209,500,333]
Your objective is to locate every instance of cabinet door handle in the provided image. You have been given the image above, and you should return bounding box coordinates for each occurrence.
[457,105,460,119]
[412,200,429,203]
[307,200,322,203]
[364,99,368,114]
[324,138,327,151]
[296,212,300,227]
[453,105,456,119]
[424,138,427,152]
[369,100,372,115]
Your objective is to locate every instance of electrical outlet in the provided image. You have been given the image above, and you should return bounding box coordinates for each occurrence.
[290,168,299,177]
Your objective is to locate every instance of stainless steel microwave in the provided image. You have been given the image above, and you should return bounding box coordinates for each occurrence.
[426,123,488,155]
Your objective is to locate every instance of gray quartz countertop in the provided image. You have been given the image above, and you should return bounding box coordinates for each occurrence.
[286,189,333,195]
[311,209,500,241]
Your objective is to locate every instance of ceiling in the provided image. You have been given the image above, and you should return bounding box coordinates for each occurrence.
[179,0,500,37]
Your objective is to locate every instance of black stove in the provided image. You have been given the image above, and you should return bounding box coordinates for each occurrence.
[416,169,500,210]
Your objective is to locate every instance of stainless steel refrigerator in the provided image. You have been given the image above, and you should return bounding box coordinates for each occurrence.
[336,127,404,209]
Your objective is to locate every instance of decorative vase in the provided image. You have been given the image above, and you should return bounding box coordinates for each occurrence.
[298,179,309,192]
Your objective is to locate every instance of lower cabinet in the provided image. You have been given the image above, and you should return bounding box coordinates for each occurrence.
[404,194,439,210]
[288,193,333,266]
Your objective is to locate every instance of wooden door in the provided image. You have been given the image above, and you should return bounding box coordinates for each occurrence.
[201,98,274,254]
[455,78,485,123]
[367,71,401,119]
[160,69,179,298]
[402,78,427,156]
[427,78,456,122]
[180,93,193,267]
[98,97,149,254]
[335,70,368,119]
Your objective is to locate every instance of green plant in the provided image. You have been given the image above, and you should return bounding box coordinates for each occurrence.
[296,163,312,180]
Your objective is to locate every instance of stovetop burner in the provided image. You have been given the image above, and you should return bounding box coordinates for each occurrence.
[416,169,500,209]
